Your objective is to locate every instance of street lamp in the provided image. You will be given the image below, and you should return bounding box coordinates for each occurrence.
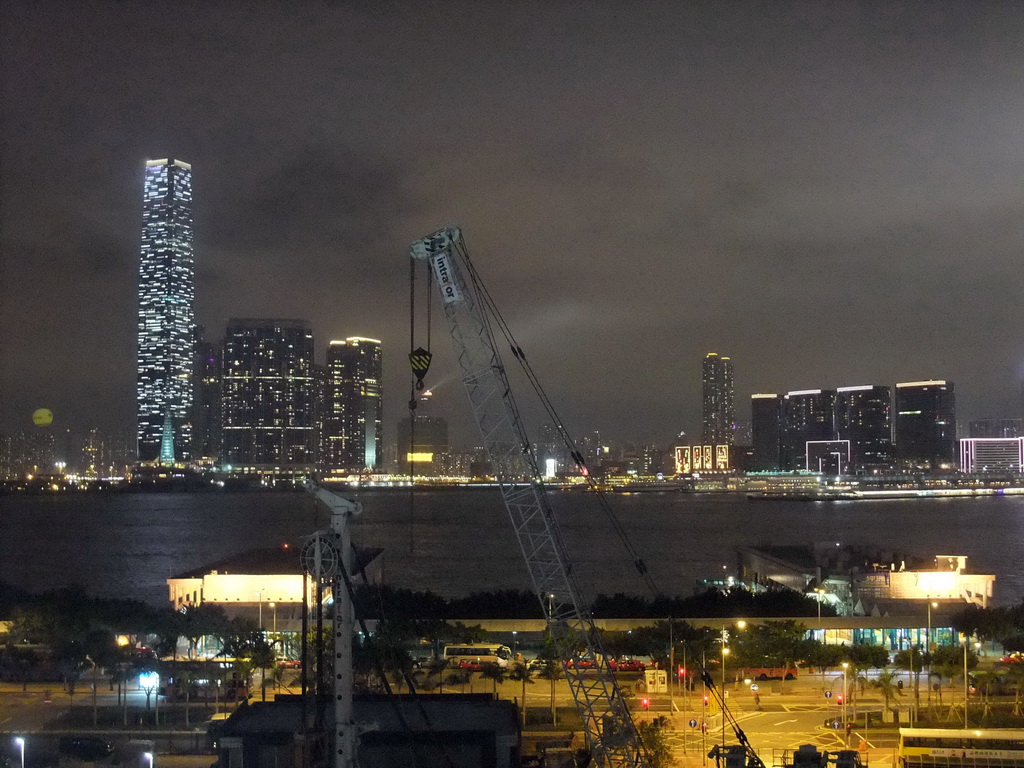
[144,751,154,768]
[14,737,25,768]
[721,646,730,747]
[841,662,849,735]
[256,589,265,632]
[814,588,823,622]
[927,600,938,704]
[512,631,518,658]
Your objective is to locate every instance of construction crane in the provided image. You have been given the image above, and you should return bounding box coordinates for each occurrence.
[409,226,649,768]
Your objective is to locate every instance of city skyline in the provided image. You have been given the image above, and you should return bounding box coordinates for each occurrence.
[4,3,1024,446]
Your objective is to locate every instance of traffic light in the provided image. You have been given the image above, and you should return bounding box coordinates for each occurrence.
[703,695,710,706]
[641,698,650,711]
[836,694,844,704]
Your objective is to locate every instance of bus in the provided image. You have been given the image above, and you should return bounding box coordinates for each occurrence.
[898,728,1024,767]
[743,666,798,680]
[442,643,513,670]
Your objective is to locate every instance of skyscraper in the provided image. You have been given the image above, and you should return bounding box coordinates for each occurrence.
[137,159,195,463]
[836,385,893,471]
[323,337,383,473]
[895,380,956,469]
[750,393,781,471]
[221,319,316,475]
[780,389,837,471]
[702,353,735,445]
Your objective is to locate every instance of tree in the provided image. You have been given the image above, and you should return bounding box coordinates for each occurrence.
[426,657,450,693]
[249,638,276,702]
[637,715,673,768]
[536,650,563,725]
[480,662,507,694]
[871,668,904,716]
[507,661,534,726]
[895,646,924,713]
[805,642,845,690]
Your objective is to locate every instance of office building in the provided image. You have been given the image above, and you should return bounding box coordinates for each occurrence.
[396,391,448,475]
[192,329,221,467]
[702,353,735,445]
[323,337,383,474]
[221,319,316,475]
[137,159,195,463]
[750,394,781,471]
[836,385,894,472]
[968,419,1021,439]
[895,380,956,470]
[959,438,1024,473]
[780,389,837,471]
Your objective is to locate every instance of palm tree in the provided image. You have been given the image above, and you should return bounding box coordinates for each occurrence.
[249,640,276,702]
[426,658,450,693]
[1005,662,1024,718]
[506,662,534,726]
[870,668,904,720]
[444,669,472,693]
[480,662,507,695]
[895,647,924,715]
[536,658,564,725]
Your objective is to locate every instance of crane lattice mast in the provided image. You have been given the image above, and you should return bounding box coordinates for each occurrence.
[410,226,648,768]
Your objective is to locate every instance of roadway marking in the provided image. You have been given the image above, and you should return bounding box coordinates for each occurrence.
[773,719,797,726]
[853,732,876,748]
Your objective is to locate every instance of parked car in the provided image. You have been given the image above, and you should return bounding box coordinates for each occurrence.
[59,737,114,762]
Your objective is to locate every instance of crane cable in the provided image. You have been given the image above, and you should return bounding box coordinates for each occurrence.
[454,236,659,596]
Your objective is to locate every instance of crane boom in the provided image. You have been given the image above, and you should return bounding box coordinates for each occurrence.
[410,227,648,768]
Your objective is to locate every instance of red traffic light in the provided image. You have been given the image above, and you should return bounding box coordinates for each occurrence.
[678,666,686,677]
[703,695,710,706]
[836,695,844,704]
[641,698,650,710]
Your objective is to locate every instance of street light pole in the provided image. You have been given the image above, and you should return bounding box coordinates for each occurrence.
[927,600,938,705]
[721,645,730,748]
[14,737,25,768]
[841,662,849,738]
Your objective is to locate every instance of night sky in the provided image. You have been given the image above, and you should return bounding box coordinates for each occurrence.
[3,1,1024,446]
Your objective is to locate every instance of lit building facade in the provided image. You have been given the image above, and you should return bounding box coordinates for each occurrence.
[780,389,837,471]
[192,329,221,467]
[396,392,449,476]
[895,380,956,470]
[137,159,195,463]
[323,337,382,474]
[221,319,316,475]
[959,437,1024,473]
[702,353,735,445]
[836,385,893,472]
[751,394,781,471]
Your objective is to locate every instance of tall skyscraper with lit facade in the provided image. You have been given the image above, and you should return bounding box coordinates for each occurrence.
[702,353,735,445]
[221,319,316,475]
[137,159,195,463]
[780,389,837,470]
[323,337,382,473]
[895,380,956,469]
[836,385,893,471]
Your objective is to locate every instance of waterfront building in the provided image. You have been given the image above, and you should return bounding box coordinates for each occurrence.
[750,394,781,471]
[192,329,221,467]
[959,437,1024,473]
[836,385,893,472]
[323,337,382,474]
[702,353,735,445]
[894,380,956,470]
[221,319,316,475]
[780,389,837,471]
[137,159,195,463]
[968,418,1021,439]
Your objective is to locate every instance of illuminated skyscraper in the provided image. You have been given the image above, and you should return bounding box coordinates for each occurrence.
[895,380,956,469]
[702,353,735,445]
[836,385,893,471]
[780,389,837,471]
[137,159,194,463]
[323,337,383,473]
[221,319,316,474]
[750,394,781,471]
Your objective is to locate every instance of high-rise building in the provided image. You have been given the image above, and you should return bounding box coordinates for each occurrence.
[702,353,735,445]
[836,385,893,471]
[221,319,316,475]
[968,419,1021,439]
[894,380,956,470]
[780,389,837,471]
[323,337,383,474]
[750,394,781,471]
[137,159,195,463]
[192,329,221,467]
[396,391,448,476]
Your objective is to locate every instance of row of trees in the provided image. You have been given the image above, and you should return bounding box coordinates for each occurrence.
[951,601,1024,653]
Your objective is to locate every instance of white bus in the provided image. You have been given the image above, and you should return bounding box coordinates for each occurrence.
[898,728,1024,767]
[442,643,513,669]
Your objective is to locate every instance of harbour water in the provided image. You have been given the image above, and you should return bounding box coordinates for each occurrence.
[1,489,1022,607]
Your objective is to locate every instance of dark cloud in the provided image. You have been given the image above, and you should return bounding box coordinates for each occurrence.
[3,0,1024,443]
